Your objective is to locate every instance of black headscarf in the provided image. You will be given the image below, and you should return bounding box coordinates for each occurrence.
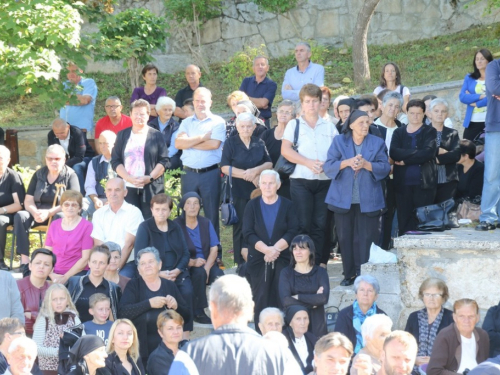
[341,109,369,134]
[70,335,105,364]
[337,97,356,111]
[285,305,309,326]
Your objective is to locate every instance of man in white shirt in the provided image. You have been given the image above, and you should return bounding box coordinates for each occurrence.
[3,336,37,375]
[91,177,143,278]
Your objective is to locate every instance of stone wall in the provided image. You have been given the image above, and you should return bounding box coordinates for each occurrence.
[86,0,500,75]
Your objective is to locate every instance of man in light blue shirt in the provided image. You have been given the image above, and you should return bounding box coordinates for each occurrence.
[59,63,98,134]
[175,87,225,237]
[282,42,325,103]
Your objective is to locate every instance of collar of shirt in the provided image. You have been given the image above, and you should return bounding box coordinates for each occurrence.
[192,112,215,123]
[82,275,106,288]
[296,61,312,73]
[99,155,110,163]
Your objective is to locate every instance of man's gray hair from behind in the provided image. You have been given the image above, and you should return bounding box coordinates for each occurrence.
[209,275,254,321]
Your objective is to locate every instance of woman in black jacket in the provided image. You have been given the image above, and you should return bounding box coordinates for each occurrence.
[456,139,484,203]
[242,170,299,333]
[429,98,461,205]
[68,336,111,375]
[111,99,169,219]
[134,194,193,333]
[105,319,145,375]
[390,99,438,234]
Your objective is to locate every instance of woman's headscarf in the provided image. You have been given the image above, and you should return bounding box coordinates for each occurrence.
[341,109,369,134]
[285,305,309,343]
[70,335,105,364]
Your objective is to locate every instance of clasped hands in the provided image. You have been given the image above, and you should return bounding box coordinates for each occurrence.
[149,295,178,310]
[264,246,280,263]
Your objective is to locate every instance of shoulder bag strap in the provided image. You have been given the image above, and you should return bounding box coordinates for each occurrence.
[228,165,234,203]
[293,118,300,148]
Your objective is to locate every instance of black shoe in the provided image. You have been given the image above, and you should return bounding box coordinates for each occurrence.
[194,312,212,325]
[476,221,495,231]
[0,262,10,271]
[340,276,355,287]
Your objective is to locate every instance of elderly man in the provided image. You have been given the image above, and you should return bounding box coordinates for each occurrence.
[169,275,295,375]
[175,87,225,238]
[91,177,143,279]
[281,42,325,103]
[0,319,24,373]
[3,337,37,375]
[240,56,277,127]
[48,118,94,194]
[258,308,284,335]
[82,130,117,219]
[174,65,204,121]
[59,63,98,133]
[94,96,132,141]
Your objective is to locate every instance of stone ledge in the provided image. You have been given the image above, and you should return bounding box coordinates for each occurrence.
[394,229,500,250]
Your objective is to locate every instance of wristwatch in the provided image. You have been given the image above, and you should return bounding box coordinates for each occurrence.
[149,175,154,183]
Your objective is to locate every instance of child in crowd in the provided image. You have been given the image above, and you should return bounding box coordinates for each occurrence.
[182,98,194,117]
[83,293,113,346]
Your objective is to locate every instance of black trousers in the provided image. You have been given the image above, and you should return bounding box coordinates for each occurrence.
[334,204,380,279]
[463,121,485,141]
[0,214,14,261]
[173,271,194,331]
[290,178,330,265]
[381,179,396,250]
[232,196,249,265]
[190,264,224,313]
[435,181,458,204]
[125,187,152,219]
[247,256,288,334]
[396,185,436,235]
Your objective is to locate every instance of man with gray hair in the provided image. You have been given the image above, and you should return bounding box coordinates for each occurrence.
[94,96,132,142]
[282,42,325,102]
[258,307,284,335]
[169,275,296,374]
[3,336,37,375]
[174,65,203,121]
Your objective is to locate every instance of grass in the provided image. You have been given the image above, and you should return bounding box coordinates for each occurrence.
[1,24,500,128]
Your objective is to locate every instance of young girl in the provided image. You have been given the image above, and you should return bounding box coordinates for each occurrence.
[33,283,82,375]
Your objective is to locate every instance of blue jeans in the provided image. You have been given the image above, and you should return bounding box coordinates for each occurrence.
[72,156,92,195]
[480,131,500,223]
[120,260,138,278]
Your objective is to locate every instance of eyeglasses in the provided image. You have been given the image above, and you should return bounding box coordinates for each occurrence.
[423,293,442,299]
[11,331,25,337]
[46,157,62,162]
[277,110,292,115]
[105,105,121,109]
[62,202,80,208]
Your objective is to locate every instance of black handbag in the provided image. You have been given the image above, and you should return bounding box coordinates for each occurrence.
[274,119,300,176]
[415,198,454,231]
[325,306,339,332]
[220,166,239,226]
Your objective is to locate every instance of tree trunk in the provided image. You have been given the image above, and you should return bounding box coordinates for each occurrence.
[352,0,381,90]
[128,57,141,91]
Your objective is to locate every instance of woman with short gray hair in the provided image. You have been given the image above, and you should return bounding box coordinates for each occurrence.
[118,246,190,367]
[103,241,130,292]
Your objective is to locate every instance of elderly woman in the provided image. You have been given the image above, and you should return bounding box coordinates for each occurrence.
[390,99,438,235]
[334,275,387,354]
[335,97,356,133]
[324,110,390,285]
[148,96,182,170]
[103,242,130,292]
[68,336,110,375]
[456,140,484,204]
[135,193,194,333]
[313,332,353,375]
[405,278,454,373]
[427,299,489,375]
[13,144,79,274]
[258,307,285,335]
[282,305,318,374]
[373,62,410,113]
[430,98,461,206]
[105,319,145,375]
[242,170,299,333]
[111,99,169,219]
[279,235,329,337]
[44,190,93,285]
[225,90,250,137]
[351,314,393,375]
[221,112,273,266]
[0,146,25,271]
[229,100,267,138]
[147,310,184,375]
[259,100,295,199]
[118,247,189,367]
[130,63,167,122]
[281,84,338,265]
[459,49,493,141]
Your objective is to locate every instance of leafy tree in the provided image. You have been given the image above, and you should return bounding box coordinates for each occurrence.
[250,0,299,14]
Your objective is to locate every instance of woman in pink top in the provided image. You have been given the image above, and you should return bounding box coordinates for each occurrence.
[45,190,93,285]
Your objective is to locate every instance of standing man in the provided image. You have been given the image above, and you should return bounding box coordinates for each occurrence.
[174,65,203,121]
[175,87,225,238]
[281,42,325,103]
[59,63,98,134]
[94,96,132,142]
[240,56,277,127]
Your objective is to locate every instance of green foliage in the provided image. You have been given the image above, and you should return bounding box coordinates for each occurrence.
[164,168,185,219]
[466,0,500,14]
[163,0,222,23]
[222,45,268,89]
[12,165,37,190]
[250,0,299,14]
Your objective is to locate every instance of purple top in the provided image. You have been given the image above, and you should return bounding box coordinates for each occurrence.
[45,218,94,275]
[131,86,167,122]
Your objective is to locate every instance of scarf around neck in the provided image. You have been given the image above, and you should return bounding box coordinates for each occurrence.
[353,300,377,354]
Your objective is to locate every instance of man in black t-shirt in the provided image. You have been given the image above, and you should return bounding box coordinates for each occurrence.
[174,65,203,121]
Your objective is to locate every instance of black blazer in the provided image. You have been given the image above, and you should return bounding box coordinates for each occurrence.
[456,161,484,202]
[47,125,94,167]
[390,125,438,191]
[147,341,175,375]
[405,308,454,348]
[111,127,169,201]
[283,327,317,374]
[435,126,460,183]
[105,352,145,375]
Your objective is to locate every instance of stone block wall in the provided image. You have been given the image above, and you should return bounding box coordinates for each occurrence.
[16,127,50,168]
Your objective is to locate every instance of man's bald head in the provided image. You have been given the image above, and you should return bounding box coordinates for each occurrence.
[51,118,70,140]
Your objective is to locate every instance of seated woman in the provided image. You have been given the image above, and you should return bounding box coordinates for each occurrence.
[130,63,167,122]
[147,96,182,171]
[427,299,489,375]
[105,319,145,375]
[16,248,56,336]
[103,242,130,293]
[279,235,330,338]
[225,90,250,137]
[173,192,224,325]
[135,194,194,333]
[0,145,25,271]
[66,245,122,324]
[44,190,93,285]
[68,336,110,375]
[13,144,79,274]
[147,310,184,375]
[334,275,387,354]
[118,247,190,367]
[456,140,484,204]
[351,314,393,375]
[282,305,318,374]
[405,278,454,373]
[242,170,299,334]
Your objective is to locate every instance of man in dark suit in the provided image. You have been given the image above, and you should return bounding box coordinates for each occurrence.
[48,118,94,194]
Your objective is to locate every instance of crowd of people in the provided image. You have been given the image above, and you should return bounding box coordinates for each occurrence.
[0,41,500,374]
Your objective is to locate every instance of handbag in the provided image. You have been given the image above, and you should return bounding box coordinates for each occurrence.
[415,198,454,232]
[325,306,339,332]
[457,200,481,222]
[274,119,300,176]
[220,166,239,226]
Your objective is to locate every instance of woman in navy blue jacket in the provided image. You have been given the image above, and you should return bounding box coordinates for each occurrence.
[459,48,493,141]
[324,110,390,286]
